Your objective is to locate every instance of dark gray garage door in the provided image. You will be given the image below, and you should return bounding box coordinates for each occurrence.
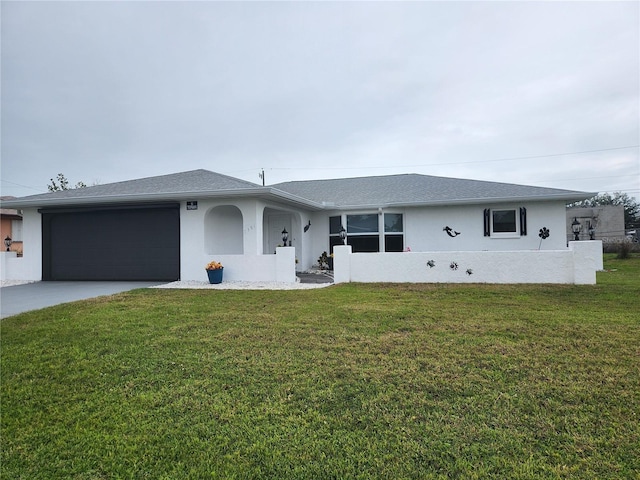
[42,204,180,281]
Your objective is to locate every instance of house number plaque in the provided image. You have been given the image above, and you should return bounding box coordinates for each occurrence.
[187,201,198,210]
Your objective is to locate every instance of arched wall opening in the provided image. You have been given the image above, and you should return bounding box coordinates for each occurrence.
[205,205,244,254]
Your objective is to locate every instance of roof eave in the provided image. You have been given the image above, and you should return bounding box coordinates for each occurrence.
[328,192,598,210]
[0,187,326,211]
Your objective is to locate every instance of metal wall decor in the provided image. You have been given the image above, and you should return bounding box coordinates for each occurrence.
[443,226,461,237]
[426,259,476,276]
[538,227,550,249]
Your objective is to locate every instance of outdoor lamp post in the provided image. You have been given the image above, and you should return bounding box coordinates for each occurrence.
[281,228,288,246]
[339,225,347,245]
[4,236,12,251]
[571,217,581,241]
[588,221,595,240]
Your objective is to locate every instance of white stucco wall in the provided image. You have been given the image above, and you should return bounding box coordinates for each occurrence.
[184,247,295,283]
[205,205,244,254]
[307,201,570,271]
[333,241,602,285]
[180,199,299,282]
[404,202,568,252]
[182,199,259,281]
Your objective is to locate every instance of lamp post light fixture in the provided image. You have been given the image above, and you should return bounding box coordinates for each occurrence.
[571,217,581,241]
[281,228,289,246]
[339,225,347,245]
[588,221,595,240]
[4,236,12,252]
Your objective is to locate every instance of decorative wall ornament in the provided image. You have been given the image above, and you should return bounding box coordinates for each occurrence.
[538,227,550,250]
[426,259,476,276]
[443,226,461,237]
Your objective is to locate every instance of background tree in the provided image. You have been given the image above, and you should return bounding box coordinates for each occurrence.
[569,192,640,230]
[47,173,87,192]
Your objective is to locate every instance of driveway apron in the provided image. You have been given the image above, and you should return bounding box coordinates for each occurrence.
[0,281,162,319]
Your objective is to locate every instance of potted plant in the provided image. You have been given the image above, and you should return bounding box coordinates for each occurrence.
[205,260,224,284]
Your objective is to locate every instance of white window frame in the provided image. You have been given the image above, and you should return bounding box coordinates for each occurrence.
[490,208,520,238]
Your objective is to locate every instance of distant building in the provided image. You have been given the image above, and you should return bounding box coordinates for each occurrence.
[0,196,23,254]
[566,205,625,244]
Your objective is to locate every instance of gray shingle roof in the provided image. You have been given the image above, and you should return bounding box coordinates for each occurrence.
[1,170,593,209]
[9,170,260,202]
[272,173,593,207]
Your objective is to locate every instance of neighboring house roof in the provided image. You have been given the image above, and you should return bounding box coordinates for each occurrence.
[272,173,593,208]
[0,169,594,210]
[0,196,23,218]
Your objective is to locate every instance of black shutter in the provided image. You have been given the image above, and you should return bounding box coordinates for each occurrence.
[520,207,527,236]
[483,209,491,236]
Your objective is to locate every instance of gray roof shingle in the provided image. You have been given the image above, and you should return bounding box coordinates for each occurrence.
[1,170,593,209]
[272,173,592,207]
[9,169,261,203]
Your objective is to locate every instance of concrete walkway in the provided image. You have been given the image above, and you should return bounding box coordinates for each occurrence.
[0,281,162,319]
[0,274,335,319]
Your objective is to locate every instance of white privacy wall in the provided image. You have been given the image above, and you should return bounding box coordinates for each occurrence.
[333,241,603,285]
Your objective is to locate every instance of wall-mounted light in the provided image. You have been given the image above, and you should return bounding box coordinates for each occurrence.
[4,236,12,252]
[339,225,347,244]
[571,217,581,241]
[281,228,289,246]
[588,221,595,240]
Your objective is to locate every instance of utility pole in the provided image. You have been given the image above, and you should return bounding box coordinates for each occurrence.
[259,168,265,186]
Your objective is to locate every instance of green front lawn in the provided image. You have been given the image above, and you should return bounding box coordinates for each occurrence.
[2,255,639,479]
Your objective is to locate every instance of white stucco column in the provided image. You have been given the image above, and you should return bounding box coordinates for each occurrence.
[0,252,16,280]
[569,240,603,285]
[11,208,42,281]
[235,201,263,255]
[333,245,352,284]
[275,246,296,283]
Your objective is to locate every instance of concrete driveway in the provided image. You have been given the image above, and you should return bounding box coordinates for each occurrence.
[0,281,163,319]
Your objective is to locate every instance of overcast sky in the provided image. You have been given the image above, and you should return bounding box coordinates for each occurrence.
[1,1,638,201]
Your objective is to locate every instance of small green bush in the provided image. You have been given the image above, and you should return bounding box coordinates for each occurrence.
[617,240,632,259]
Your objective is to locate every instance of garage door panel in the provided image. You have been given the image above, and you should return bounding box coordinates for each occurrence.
[43,205,180,281]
